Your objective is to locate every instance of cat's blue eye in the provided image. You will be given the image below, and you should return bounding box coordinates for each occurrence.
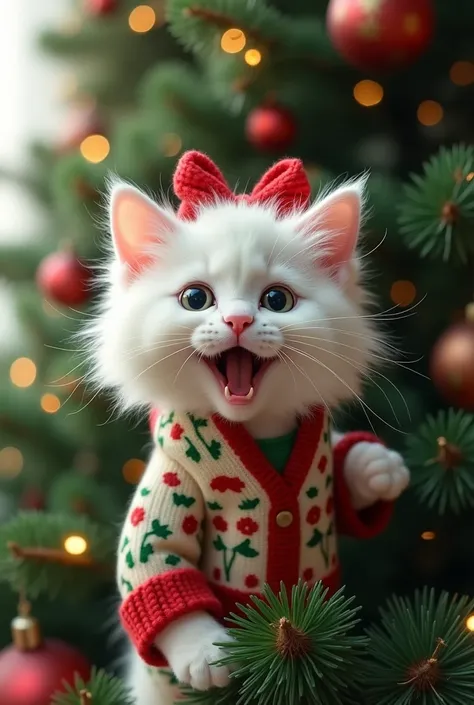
[260,286,295,313]
[179,286,215,311]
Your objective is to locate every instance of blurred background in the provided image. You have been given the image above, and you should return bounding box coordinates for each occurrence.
[0,1,473,703]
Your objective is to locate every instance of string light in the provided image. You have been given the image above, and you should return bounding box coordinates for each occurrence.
[450,61,474,87]
[467,172,474,182]
[245,49,262,66]
[10,358,37,388]
[220,28,246,54]
[41,394,61,414]
[390,280,417,307]
[417,100,443,127]
[129,5,156,33]
[64,535,88,556]
[122,458,146,484]
[0,447,24,479]
[161,133,182,157]
[466,615,474,631]
[421,531,436,541]
[80,134,110,164]
[353,80,384,107]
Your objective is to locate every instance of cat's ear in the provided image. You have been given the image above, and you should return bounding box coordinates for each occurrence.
[109,182,177,273]
[297,178,366,273]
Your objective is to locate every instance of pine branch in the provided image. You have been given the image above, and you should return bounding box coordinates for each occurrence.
[0,512,115,600]
[183,6,274,44]
[51,667,134,705]
[406,409,474,514]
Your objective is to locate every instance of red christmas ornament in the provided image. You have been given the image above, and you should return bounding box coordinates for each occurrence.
[37,251,92,306]
[246,104,296,152]
[326,0,434,72]
[0,608,90,705]
[84,0,117,15]
[430,305,474,411]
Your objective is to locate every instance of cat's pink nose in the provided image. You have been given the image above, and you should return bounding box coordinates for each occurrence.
[223,313,254,337]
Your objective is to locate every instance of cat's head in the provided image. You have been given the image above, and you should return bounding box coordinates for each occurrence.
[88,152,380,424]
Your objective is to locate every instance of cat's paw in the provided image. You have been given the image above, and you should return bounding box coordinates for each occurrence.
[343,442,410,510]
[155,611,234,691]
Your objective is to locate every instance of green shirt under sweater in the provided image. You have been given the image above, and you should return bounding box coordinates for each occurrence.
[255,428,298,474]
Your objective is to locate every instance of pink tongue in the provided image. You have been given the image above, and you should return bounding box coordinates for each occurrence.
[225,348,253,396]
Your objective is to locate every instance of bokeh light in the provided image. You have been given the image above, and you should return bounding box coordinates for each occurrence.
[64,535,88,556]
[245,49,262,66]
[390,280,417,307]
[80,134,110,163]
[161,133,182,157]
[0,447,24,479]
[466,172,474,182]
[450,61,474,86]
[10,358,37,388]
[417,100,443,126]
[466,615,474,631]
[220,28,246,54]
[421,531,436,541]
[122,458,146,484]
[41,394,61,414]
[129,5,156,33]
[353,80,384,107]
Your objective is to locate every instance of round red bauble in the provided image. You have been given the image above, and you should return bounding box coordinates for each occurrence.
[0,639,90,705]
[37,251,92,306]
[430,314,474,411]
[84,0,117,15]
[326,0,435,72]
[246,105,296,152]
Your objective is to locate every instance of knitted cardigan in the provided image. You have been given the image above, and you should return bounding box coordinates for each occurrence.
[118,407,392,667]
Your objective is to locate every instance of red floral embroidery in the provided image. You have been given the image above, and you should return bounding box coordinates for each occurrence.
[170,423,184,440]
[210,476,246,493]
[163,472,181,487]
[236,517,259,536]
[245,574,259,589]
[130,507,145,526]
[212,516,228,532]
[306,506,321,525]
[318,455,328,473]
[303,568,314,582]
[326,497,334,515]
[182,515,199,535]
[213,567,221,581]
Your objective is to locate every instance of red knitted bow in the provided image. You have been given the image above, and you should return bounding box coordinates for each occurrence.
[173,150,311,220]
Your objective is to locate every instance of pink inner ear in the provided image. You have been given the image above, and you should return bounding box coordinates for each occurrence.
[111,187,174,273]
[300,188,362,272]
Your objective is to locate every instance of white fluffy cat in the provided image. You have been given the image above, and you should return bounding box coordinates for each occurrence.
[86,153,409,705]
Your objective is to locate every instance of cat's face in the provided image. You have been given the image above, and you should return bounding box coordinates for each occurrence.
[90,180,379,423]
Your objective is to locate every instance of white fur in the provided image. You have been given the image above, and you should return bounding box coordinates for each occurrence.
[85,180,410,704]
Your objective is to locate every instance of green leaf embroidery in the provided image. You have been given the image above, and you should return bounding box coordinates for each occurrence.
[159,412,175,428]
[213,535,226,551]
[207,440,222,460]
[173,492,196,508]
[141,487,151,496]
[326,475,333,488]
[158,436,164,448]
[159,669,179,686]
[307,528,324,548]
[185,437,201,463]
[239,497,260,510]
[140,543,154,564]
[188,413,222,460]
[306,487,319,499]
[120,536,129,552]
[165,554,181,566]
[207,500,223,511]
[125,550,135,569]
[233,539,259,558]
[121,576,133,593]
[151,519,173,539]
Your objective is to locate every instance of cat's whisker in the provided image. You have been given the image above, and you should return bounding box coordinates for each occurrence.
[173,348,198,385]
[133,345,195,383]
[283,328,410,358]
[123,338,192,361]
[278,349,335,425]
[286,337,410,425]
[275,349,298,395]
[283,343,405,434]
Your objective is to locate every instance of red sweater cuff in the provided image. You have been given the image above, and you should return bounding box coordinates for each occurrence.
[333,431,393,539]
[120,568,223,666]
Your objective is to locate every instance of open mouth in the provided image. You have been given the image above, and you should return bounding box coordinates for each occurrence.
[203,348,275,405]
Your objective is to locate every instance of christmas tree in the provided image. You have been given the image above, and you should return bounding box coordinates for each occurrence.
[1,0,474,703]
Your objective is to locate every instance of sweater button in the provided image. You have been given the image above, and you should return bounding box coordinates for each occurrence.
[276,511,293,528]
